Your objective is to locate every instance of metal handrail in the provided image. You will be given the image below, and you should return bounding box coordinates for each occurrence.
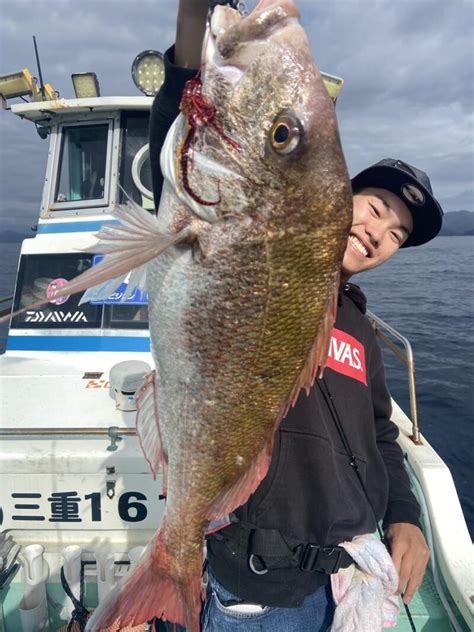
[0,427,136,436]
[0,426,137,452]
[366,309,420,444]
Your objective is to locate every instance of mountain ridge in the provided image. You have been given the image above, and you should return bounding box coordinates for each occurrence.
[1,210,473,242]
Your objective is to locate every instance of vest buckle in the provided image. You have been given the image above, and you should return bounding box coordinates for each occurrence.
[299,544,344,574]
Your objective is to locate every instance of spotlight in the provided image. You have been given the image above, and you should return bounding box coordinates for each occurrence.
[0,68,39,106]
[131,50,164,96]
[71,72,101,99]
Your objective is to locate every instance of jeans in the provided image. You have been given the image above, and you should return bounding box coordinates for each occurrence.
[200,571,334,632]
[153,571,334,631]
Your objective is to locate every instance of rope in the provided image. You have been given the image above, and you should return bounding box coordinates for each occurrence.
[318,379,383,539]
[403,600,417,631]
[60,563,90,632]
[319,378,417,632]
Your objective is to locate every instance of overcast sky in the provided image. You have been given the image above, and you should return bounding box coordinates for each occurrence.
[0,0,472,233]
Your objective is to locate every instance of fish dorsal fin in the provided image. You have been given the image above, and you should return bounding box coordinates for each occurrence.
[282,277,339,417]
[135,371,167,483]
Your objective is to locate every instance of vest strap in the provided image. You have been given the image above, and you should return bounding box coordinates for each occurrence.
[244,525,353,575]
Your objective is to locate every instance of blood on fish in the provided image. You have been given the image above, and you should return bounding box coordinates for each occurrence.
[179,73,241,205]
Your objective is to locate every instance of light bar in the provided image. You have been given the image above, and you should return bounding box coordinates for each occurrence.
[42,84,57,100]
[321,72,344,105]
[131,50,164,96]
[71,72,101,99]
[31,83,57,102]
[0,68,38,102]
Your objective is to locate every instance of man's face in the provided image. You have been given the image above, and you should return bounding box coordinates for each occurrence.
[341,187,414,280]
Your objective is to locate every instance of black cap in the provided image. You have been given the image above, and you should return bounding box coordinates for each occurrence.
[351,158,444,247]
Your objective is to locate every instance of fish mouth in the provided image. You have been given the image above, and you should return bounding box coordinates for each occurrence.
[205,0,300,78]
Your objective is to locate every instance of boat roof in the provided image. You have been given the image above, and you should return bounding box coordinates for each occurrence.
[10,96,154,122]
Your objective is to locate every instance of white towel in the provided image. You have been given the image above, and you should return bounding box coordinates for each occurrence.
[330,534,400,631]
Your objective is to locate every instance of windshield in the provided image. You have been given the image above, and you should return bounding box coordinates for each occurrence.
[12,253,149,330]
[55,124,109,203]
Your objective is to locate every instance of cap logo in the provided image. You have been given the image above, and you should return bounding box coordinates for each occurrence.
[401,183,425,206]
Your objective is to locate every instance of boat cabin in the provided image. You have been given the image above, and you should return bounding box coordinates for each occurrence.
[8,97,155,353]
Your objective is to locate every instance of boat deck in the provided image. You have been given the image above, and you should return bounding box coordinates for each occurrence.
[396,568,460,631]
[0,568,462,632]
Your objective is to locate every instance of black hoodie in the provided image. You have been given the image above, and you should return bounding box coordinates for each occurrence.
[150,47,421,608]
[206,283,420,606]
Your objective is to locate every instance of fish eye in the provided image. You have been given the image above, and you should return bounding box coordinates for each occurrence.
[269,112,302,155]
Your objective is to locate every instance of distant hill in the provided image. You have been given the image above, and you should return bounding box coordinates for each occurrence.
[439,210,474,236]
[1,211,472,242]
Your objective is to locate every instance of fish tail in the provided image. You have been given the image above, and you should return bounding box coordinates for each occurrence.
[85,528,202,632]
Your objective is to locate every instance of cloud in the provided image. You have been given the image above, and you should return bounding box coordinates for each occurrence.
[0,0,472,235]
[303,0,473,211]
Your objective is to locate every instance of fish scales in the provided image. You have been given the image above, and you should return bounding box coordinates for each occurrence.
[146,225,347,573]
[76,1,352,629]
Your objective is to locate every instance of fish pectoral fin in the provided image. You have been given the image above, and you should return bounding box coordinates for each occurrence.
[206,439,274,520]
[283,275,339,416]
[135,371,167,482]
[49,200,198,305]
[0,202,198,325]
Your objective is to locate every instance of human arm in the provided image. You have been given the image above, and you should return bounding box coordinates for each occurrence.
[149,0,208,209]
[175,0,209,68]
[370,345,430,603]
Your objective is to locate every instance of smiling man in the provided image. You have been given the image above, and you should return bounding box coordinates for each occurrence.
[343,159,443,279]
[344,188,413,274]
[148,2,445,629]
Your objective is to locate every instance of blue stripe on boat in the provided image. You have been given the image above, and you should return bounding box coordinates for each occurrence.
[7,335,150,352]
[37,220,120,234]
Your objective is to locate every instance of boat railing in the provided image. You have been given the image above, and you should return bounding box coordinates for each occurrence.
[366,310,420,444]
[0,295,13,319]
[0,426,136,451]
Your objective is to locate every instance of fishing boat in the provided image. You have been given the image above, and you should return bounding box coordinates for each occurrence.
[0,55,472,632]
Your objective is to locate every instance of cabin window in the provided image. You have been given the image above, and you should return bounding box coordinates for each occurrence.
[53,121,112,209]
[89,255,149,329]
[11,253,148,330]
[119,112,153,209]
[107,304,149,328]
[12,253,102,329]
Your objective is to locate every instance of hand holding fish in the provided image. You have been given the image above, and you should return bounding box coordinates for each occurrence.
[175,0,208,68]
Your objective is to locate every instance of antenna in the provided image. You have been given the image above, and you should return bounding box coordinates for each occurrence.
[32,36,45,98]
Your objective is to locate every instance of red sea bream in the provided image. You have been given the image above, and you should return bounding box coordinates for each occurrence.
[47,0,354,629]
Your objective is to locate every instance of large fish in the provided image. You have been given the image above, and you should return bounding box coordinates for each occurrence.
[49,0,353,629]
